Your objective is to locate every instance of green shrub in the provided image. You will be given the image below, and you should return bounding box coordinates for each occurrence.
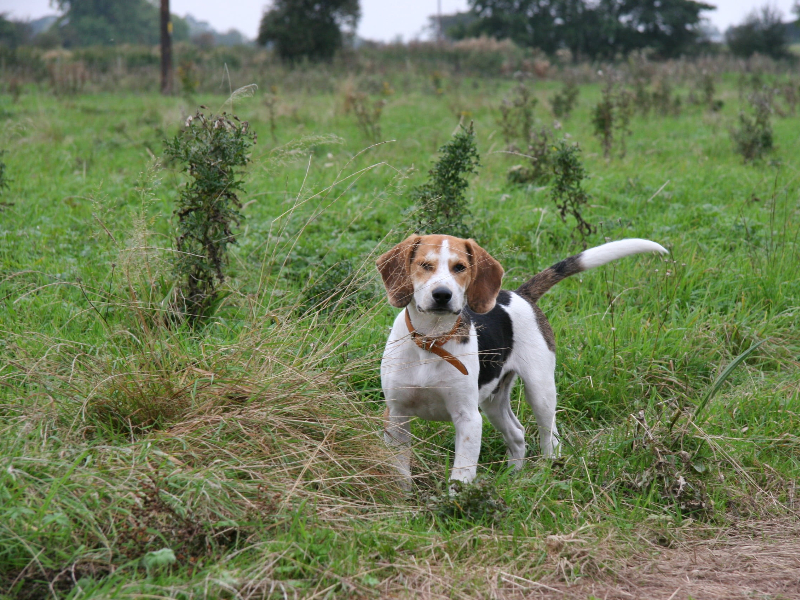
[410,122,480,238]
[550,140,595,243]
[591,74,634,159]
[498,82,556,185]
[731,89,773,162]
[164,110,256,325]
[0,150,9,194]
[550,79,579,119]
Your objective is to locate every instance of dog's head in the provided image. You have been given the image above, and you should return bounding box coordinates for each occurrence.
[376,235,504,314]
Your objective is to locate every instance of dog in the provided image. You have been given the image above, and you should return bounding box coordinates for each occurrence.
[376,235,667,487]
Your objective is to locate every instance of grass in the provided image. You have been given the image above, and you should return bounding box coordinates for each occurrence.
[0,69,799,598]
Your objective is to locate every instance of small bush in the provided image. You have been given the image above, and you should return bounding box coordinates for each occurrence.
[176,59,199,99]
[0,150,9,194]
[651,78,682,117]
[410,121,480,238]
[344,91,385,142]
[506,126,554,185]
[498,82,536,148]
[731,89,774,162]
[164,110,256,325]
[591,74,634,159]
[550,80,579,119]
[498,82,555,184]
[550,140,595,243]
[591,82,615,159]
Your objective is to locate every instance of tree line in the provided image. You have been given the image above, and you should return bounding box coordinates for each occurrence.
[0,0,796,63]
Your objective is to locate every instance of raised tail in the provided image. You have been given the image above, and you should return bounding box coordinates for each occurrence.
[516,239,668,304]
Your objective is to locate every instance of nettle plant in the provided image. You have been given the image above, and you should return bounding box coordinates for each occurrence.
[164,110,256,325]
[410,122,480,238]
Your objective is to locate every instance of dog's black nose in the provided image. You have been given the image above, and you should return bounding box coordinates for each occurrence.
[432,287,452,305]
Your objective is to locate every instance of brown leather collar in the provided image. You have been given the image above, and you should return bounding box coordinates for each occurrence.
[405,310,469,376]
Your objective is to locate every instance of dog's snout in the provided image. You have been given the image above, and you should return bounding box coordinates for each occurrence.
[432,287,452,305]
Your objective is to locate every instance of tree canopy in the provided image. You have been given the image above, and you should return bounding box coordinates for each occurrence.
[258,0,360,62]
[725,5,790,59]
[453,0,714,59]
[0,14,32,48]
[53,0,189,47]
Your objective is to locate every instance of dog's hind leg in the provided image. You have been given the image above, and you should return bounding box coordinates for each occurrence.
[384,406,413,491]
[481,372,526,470]
[520,370,560,458]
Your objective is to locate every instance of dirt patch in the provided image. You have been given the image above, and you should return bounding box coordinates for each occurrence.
[380,519,800,600]
[502,519,800,600]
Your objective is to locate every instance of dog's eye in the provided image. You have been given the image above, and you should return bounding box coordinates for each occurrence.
[419,262,434,271]
[453,263,467,273]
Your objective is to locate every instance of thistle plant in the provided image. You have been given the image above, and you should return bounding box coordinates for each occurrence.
[410,122,480,238]
[164,110,256,325]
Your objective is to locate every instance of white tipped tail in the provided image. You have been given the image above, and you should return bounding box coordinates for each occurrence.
[579,239,668,270]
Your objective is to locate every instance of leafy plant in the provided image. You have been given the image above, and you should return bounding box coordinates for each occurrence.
[164,110,256,325]
[498,82,536,148]
[591,74,634,159]
[0,150,9,194]
[410,122,480,238]
[176,59,199,99]
[651,78,682,117]
[498,82,555,184]
[550,79,579,119]
[591,81,615,159]
[506,126,554,185]
[731,89,774,162]
[344,91,385,142]
[550,140,595,243]
[427,477,509,525]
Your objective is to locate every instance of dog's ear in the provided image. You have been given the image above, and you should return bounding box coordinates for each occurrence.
[376,236,421,308]
[465,239,504,314]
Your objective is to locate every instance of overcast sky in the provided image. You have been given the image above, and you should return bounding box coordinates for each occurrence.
[0,0,792,42]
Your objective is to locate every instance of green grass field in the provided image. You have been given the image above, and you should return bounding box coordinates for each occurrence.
[1,72,799,598]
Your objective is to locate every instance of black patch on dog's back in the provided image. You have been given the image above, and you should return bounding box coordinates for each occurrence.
[466,291,514,389]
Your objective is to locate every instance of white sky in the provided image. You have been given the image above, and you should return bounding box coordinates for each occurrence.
[0,0,792,42]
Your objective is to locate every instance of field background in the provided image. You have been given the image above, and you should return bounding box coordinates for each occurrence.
[1,50,799,599]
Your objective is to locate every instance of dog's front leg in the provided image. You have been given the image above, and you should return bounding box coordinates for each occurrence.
[383,406,413,491]
[449,404,483,486]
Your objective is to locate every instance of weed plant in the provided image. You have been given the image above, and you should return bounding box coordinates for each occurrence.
[550,140,595,243]
[550,79,580,119]
[164,110,256,325]
[592,73,634,159]
[410,121,480,238]
[0,150,8,195]
[731,89,774,162]
[344,91,385,142]
[498,82,556,184]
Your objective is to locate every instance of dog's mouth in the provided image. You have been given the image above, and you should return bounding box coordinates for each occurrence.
[419,307,461,315]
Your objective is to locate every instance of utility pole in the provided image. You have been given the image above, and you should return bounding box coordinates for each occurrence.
[437,0,443,43]
[160,0,173,95]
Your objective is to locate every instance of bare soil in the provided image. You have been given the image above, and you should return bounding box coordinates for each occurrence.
[384,519,800,600]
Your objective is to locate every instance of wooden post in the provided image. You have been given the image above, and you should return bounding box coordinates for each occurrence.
[160,0,173,95]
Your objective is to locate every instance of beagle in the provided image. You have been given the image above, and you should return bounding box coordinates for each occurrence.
[376,235,667,487]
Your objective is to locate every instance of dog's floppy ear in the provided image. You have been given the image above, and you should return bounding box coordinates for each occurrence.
[465,239,504,314]
[376,236,421,308]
